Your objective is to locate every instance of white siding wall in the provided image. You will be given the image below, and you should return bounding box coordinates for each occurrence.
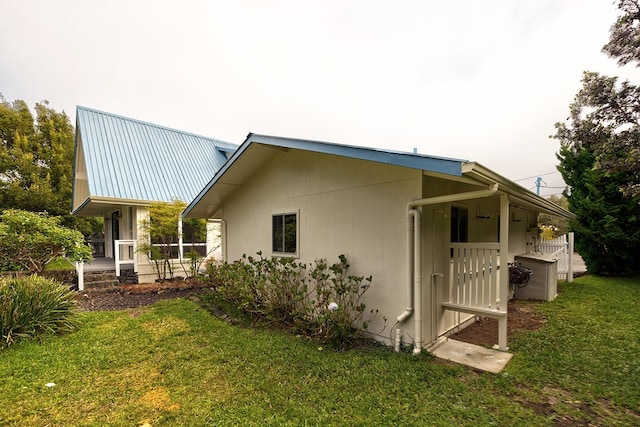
[222,149,422,343]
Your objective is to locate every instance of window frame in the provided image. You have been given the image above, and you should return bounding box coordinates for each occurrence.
[271,210,299,257]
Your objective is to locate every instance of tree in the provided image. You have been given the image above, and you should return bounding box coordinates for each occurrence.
[138,200,209,281]
[0,209,93,274]
[553,1,640,276]
[538,195,570,238]
[0,95,102,237]
[0,96,73,215]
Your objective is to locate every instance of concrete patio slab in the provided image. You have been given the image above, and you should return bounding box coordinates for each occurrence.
[431,339,513,373]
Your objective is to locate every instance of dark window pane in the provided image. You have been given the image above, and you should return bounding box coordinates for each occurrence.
[272,215,284,252]
[284,214,297,253]
[272,213,297,254]
[451,207,468,243]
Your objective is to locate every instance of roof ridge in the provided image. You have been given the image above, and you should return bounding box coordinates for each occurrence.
[76,105,238,147]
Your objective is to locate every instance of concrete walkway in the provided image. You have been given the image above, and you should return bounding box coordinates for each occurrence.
[430,339,513,373]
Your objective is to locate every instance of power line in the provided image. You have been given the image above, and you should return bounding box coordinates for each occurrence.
[513,171,559,182]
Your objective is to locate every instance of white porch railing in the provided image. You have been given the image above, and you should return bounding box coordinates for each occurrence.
[442,243,506,318]
[114,239,137,277]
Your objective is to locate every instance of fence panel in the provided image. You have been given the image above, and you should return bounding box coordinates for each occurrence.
[539,235,568,280]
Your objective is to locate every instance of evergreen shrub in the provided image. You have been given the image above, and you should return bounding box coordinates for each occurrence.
[0,275,79,349]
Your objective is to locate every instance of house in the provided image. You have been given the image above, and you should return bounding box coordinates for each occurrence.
[184,133,575,352]
[71,106,237,284]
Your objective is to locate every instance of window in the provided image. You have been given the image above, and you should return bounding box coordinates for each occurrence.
[451,206,468,243]
[272,212,297,254]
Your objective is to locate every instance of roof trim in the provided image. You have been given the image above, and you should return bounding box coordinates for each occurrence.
[462,162,575,219]
[76,105,237,149]
[184,133,467,218]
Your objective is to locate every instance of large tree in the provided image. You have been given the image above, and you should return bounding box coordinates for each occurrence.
[553,1,640,276]
[0,95,73,216]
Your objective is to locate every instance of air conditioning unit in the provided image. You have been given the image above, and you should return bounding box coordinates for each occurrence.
[514,255,558,301]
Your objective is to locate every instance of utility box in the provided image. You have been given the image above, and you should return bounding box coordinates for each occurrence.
[514,255,558,301]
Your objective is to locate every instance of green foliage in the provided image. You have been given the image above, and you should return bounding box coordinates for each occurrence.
[138,200,209,281]
[0,209,93,274]
[305,255,380,348]
[538,195,569,237]
[555,121,640,275]
[0,275,79,349]
[0,95,74,217]
[138,200,185,281]
[552,1,640,275]
[203,253,382,349]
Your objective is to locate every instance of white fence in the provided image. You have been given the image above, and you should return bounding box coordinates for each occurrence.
[443,242,506,317]
[538,232,575,282]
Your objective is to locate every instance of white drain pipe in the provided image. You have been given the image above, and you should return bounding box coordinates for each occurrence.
[395,184,499,355]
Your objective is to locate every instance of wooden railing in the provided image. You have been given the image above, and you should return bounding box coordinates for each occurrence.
[114,239,137,277]
[442,242,506,317]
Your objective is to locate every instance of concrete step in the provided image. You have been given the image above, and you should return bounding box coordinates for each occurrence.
[84,280,119,290]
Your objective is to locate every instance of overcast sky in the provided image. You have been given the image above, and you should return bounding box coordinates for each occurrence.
[2,1,639,197]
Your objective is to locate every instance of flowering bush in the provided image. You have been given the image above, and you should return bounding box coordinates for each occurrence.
[203,254,382,348]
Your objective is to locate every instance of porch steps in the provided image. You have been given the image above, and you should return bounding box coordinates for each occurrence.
[83,270,119,291]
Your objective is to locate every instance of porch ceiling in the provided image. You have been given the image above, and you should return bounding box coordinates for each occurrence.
[72,197,151,217]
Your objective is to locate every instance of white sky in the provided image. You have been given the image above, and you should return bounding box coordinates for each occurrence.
[2,0,639,197]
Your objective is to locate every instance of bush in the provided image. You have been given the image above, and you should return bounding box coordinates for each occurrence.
[0,275,79,349]
[0,209,93,274]
[203,254,382,349]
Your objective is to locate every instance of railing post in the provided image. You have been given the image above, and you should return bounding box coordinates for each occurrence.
[115,239,121,277]
[76,261,84,291]
[568,232,574,283]
[498,193,509,351]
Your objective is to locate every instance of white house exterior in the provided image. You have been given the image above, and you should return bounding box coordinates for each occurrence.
[184,134,574,352]
[71,106,237,283]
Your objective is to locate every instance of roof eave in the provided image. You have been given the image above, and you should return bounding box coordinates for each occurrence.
[463,162,575,220]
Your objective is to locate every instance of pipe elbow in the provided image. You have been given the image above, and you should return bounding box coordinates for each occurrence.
[396,308,413,323]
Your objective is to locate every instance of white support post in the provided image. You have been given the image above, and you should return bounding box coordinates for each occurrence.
[178,218,184,260]
[497,193,509,351]
[568,232,575,283]
[76,261,84,291]
[115,239,121,277]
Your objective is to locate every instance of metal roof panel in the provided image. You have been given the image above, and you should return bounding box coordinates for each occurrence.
[74,106,237,207]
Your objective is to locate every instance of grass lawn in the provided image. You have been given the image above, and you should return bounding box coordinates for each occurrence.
[44,257,76,271]
[0,276,638,426]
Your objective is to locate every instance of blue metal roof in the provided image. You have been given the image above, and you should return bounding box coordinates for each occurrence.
[184,133,466,218]
[73,106,237,213]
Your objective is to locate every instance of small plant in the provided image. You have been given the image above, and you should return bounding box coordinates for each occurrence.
[0,275,79,349]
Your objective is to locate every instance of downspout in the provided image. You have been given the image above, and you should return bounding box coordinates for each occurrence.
[396,183,499,355]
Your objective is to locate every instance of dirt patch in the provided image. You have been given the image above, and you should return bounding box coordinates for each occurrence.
[449,299,545,347]
[76,281,208,311]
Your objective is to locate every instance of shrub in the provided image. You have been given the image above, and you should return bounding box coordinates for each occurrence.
[0,275,79,349]
[0,209,93,274]
[203,254,382,349]
[304,255,380,349]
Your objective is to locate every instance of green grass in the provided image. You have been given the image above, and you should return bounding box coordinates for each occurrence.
[44,257,76,271]
[0,276,638,426]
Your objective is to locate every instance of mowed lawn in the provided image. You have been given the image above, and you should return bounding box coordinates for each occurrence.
[1,276,638,426]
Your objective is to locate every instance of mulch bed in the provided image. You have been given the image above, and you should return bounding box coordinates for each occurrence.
[76,281,208,311]
[450,298,545,347]
[77,281,546,348]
